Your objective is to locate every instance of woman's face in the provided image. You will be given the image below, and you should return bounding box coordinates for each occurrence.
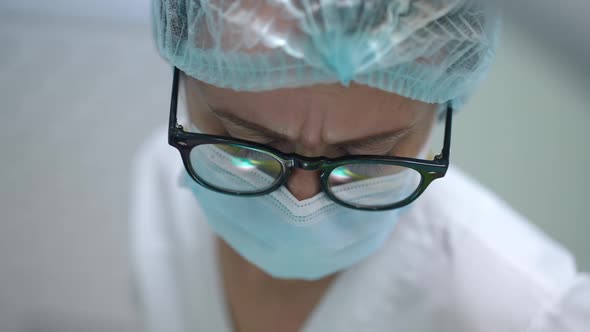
[184,75,438,201]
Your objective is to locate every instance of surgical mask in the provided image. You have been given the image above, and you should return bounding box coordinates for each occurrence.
[179,140,417,280]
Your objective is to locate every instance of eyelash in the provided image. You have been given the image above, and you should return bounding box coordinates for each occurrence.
[343,138,403,156]
[346,131,412,156]
[342,146,397,157]
[223,127,272,143]
[225,131,284,150]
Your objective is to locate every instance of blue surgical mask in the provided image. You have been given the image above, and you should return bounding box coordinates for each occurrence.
[179,143,412,281]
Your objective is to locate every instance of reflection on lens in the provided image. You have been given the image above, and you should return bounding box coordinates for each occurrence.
[217,145,282,174]
[330,166,371,182]
[328,163,422,208]
[190,144,283,193]
[233,158,257,170]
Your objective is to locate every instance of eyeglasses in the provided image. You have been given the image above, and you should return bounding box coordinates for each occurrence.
[168,67,453,211]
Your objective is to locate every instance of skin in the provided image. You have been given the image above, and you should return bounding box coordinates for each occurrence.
[183,74,438,332]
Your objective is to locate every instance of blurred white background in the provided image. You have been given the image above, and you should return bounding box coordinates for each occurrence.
[0,0,150,21]
[1,1,589,331]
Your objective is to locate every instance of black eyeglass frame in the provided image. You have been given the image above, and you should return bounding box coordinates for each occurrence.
[168,67,453,211]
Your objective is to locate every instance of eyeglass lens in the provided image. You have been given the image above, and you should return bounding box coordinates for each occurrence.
[189,143,422,207]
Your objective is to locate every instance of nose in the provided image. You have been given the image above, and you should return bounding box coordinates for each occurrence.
[286,168,323,200]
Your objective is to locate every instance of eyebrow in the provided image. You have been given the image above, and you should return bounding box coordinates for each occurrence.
[209,108,415,148]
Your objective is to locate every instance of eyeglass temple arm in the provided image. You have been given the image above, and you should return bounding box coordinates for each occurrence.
[441,104,453,161]
[169,67,181,134]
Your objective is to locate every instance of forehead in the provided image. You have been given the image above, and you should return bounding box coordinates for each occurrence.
[186,76,436,142]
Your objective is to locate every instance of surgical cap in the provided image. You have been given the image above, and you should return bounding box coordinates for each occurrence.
[153,0,501,108]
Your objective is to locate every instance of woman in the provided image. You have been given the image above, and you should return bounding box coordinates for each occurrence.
[131,1,589,331]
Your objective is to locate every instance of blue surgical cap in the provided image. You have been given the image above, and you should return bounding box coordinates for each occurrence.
[153,0,501,108]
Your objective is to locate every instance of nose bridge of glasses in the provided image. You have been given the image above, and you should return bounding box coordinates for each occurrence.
[288,155,325,171]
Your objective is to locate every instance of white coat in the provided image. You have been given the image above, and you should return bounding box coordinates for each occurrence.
[131,128,589,332]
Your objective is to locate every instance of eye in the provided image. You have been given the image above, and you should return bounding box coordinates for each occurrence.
[222,128,293,152]
[345,144,397,156]
[344,129,413,156]
[223,126,273,144]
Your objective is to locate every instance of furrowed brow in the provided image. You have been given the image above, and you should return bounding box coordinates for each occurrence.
[210,108,415,147]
